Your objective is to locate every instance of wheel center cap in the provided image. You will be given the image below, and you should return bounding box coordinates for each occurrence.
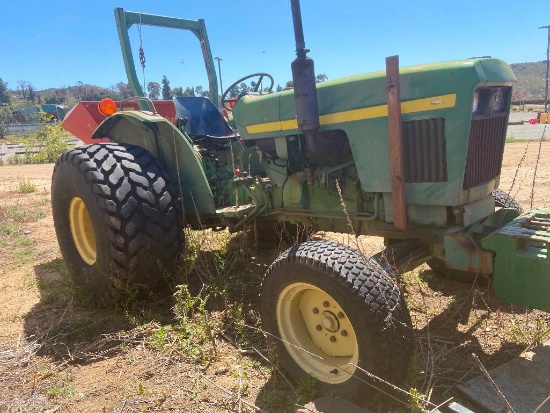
[322,311,339,332]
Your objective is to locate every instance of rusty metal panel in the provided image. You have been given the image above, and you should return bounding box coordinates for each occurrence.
[386,55,407,231]
[444,229,494,274]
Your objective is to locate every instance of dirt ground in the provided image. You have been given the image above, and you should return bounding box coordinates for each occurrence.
[1,142,550,412]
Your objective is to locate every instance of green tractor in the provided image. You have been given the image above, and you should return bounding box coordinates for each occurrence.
[53,0,550,403]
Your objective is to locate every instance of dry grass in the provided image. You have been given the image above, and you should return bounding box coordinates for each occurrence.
[1,142,550,412]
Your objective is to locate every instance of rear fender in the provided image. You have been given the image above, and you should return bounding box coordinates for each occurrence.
[92,111,216,218]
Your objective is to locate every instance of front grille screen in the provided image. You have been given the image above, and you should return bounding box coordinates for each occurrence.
[402,118,447,183]
[463,116,507,189]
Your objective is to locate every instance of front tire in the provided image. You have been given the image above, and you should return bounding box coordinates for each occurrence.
[261,240,413,402]
[51,143,184,304]
[492,188,523,212]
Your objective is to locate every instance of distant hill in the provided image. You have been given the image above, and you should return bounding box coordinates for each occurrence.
[510,61,547,95]
[5,61,548,110]
[6,84,128,112]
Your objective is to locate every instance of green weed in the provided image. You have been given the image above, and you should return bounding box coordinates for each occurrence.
[18,179,36,193]
[293,375,318,407]
[261,375,317,411]
[150,326,167,349]
[32,210,47,220]
[45,384,76,399]
[409,387,429,412]
[11,246,35,264]
[137,381,145,395]
[507,317,550,347]
[0,203,27,223]
[263,388,288,411]
[0,222,18,236]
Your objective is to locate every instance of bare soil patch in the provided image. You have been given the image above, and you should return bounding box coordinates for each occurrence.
[0,142,549,412]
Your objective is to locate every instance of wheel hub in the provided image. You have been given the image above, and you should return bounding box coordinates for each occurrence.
[69,197,97,265]
[321,311,339,332]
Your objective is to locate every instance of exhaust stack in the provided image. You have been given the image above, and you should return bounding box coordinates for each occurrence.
[290,0,320,141]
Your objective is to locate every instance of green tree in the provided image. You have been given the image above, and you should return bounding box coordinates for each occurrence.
[195,85,207,97]
[285,80,294,88]
[0,78,10,105]
[315,73,328,83]
[0,106,12,139]
[147,82,160,99]
[161,75,171,99]
[172,87,184,97]
[17,80,29,99]
[27,84,36,102]
[116,82,132,99]
[44,90,66,104]
[182,87,195,97]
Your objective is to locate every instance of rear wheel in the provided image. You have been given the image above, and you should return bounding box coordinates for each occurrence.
[51,143,184,305]
[427,189,522,282]
[261,240,412,402]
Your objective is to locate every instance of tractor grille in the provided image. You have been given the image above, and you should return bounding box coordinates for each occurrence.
[463,115,507,189]
[402,118,447,183]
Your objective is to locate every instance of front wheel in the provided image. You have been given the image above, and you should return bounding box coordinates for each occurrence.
[261,240,413,402]
[51,143,184,305]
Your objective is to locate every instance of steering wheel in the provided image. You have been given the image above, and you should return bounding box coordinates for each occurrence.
[222,73,274,111]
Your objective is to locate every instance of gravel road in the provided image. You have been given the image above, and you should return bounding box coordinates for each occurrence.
[507,111,549,140]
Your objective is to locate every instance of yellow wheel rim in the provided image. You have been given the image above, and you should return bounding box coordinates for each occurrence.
[276,282,359,384]
[69,197,97,265]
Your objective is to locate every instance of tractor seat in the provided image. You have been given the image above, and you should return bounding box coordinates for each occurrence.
[173,96,234,139]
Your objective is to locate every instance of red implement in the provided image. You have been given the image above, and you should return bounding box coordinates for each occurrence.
[62,100,177,144]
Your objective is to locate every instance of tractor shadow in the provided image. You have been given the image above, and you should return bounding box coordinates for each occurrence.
[413,267,531,404]
[22,230,279,369]
[23,259,134,363]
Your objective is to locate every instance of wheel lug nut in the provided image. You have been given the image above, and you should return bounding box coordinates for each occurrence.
[338,312,345,319]
[316,325,322,331]
[323,301,330,308]
[330,336,336,342]
[341,330,348,337]
[313,308,319,314]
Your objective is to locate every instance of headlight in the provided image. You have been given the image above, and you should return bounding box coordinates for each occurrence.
[489,88,505,112]
[472,90,480,113]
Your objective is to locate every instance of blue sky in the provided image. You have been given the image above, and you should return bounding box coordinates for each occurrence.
[1,0,549,93]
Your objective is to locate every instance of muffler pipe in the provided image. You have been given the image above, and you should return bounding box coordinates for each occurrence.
[290,0,320,147]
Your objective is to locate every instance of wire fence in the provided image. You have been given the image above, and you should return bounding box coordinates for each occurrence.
[0,122,43,139]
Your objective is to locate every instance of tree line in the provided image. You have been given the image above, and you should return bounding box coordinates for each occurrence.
[0,77,135,106]
[0,72,329,109]
[146,76,209,99]
[149,73,328,99]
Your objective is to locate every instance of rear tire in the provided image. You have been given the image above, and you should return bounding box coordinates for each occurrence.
[261,240,412,402]
[51,143,184,305]
[427,189,522,282]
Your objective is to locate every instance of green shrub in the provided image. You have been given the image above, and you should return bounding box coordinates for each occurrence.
[9,110,71,164]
